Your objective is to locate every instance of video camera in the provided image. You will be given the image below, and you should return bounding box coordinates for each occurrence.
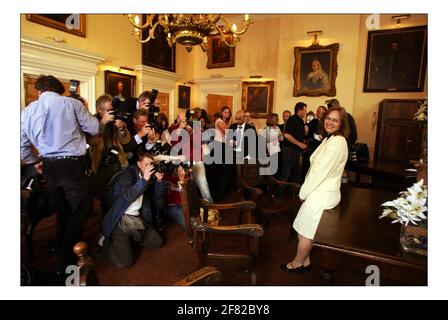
[68,79,86,105]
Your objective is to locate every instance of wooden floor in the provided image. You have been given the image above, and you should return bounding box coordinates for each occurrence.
[21,195,421,286]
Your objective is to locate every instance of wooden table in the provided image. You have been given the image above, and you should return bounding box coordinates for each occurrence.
[346,160,417,191]
[313,185,427,285]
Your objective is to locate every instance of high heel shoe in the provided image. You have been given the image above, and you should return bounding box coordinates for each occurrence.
[280,262,312,273]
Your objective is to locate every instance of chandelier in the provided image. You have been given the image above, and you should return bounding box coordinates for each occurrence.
[127,14,253,52]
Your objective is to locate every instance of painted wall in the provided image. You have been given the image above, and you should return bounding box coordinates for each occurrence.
[352,14,428,155]
[21,14,141,98]
[21,13,428,154]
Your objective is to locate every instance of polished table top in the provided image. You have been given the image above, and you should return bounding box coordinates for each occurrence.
[347,160,417,179]
[314,184,426,267]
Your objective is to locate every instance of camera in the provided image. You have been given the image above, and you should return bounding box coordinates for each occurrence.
[101,147,119,167]
[110,110,130,122]
[68,79,84,104]
[111,98,131,122]
[185,109,195,128]
[147,89,161,131]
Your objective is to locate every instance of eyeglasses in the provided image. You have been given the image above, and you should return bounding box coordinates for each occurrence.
[325,116,340,123]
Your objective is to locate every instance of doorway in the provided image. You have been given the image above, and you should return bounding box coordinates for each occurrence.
[206,94,233,119]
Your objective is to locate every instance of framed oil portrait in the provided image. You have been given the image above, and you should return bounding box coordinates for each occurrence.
[142,14,176,72]
[104,71,136,99]
[178,85,191,109]
[242,81,274,118]
[26,14,86,37]
[207,34,235,69]
[363,26,427,92]
[293,43,339,97]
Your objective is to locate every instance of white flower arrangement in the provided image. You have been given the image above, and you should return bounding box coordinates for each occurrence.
[380,179,427,226]
[414,98,427,122]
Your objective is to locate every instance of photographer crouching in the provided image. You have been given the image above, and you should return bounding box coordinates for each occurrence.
[101,149,165,268]
[88,94,131,217]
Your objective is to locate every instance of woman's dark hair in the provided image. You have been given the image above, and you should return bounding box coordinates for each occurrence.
[322,106,350,139]
[199,109,211,125]
[157,113,169,129]
[34,75,65,94]
[220,106,231,120]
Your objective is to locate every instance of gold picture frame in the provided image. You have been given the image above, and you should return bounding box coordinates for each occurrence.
[207,34,235,69]
[26,14,86,38]
[293,43,339,97]
[242,81,274,119]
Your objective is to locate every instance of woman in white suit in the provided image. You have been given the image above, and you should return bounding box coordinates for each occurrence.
[281,106,349,272]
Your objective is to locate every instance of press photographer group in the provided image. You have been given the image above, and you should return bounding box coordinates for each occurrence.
[20,74,280,284]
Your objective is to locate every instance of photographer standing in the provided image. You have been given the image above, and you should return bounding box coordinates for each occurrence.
[122,109,157,164]
[88,94,131,216]
[20,75,99,277]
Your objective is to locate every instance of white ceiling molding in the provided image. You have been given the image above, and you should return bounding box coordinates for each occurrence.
[195,77,242,112]
[21,35,106,113]
[134,64,181,124]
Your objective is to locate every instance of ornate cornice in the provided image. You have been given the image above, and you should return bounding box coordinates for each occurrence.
[134,64,181,82]
[21,35,106,64]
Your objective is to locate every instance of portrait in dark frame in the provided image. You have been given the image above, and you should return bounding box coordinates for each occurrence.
[363,25,427,92]
[104,71,136,99]
[242,81,274,119]
[207,34,235,69]
[141,14,176,72]
[26,14,86,37]
[293,43,339,97]
[178,85,191,109]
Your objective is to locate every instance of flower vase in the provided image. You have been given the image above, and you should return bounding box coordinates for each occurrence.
[400,224,427,256]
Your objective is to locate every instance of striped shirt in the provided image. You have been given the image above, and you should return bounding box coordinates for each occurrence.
[21,91,99,163]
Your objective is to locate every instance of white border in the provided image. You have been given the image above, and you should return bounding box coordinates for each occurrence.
[6,0,447,300]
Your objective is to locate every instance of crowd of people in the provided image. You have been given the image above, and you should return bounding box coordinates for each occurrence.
[21,74,358,282]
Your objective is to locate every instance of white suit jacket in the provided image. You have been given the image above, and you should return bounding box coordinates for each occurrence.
[299,135,348,200]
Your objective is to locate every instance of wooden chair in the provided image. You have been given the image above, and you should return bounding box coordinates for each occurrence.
[180,178,263,285]
[73,242,98,286]
[238,163,300,229]
[175,266,223,286]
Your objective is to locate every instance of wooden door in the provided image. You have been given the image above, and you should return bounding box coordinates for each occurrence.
[23,75,79,107]
[207,94,233,119]
[374,99,423,162]
[156,91,170,119]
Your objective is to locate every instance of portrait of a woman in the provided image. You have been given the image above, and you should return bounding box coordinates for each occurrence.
[303,58,330,90]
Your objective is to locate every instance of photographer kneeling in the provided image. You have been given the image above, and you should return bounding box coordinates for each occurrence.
[88,94,131,216]
[101,149,165,268]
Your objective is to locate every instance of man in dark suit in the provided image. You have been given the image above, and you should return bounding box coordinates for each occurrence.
[228,110,257,162]
[280,102,307,184]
